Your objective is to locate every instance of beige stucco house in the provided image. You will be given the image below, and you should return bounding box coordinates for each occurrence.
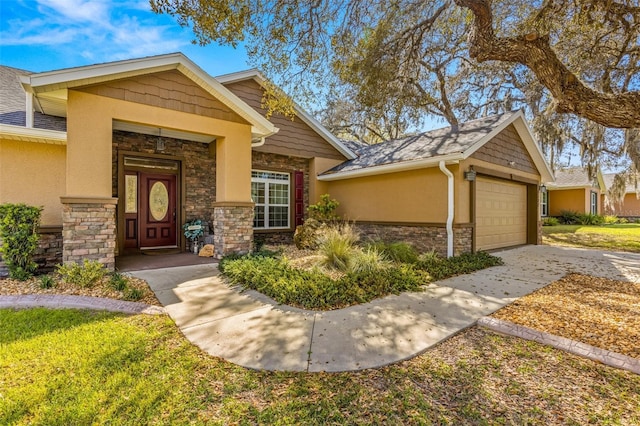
[0,53,553,272]
[601,173,640,218]
[544,168,603,217]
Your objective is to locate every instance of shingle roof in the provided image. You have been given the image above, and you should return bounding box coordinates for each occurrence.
[0,66,67,132]
[323,111,519,175]
[602,173,638,194]
[547,168,594,188]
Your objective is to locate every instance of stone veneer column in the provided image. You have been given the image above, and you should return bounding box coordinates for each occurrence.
[213,202,254,259]
[61,197,117,270]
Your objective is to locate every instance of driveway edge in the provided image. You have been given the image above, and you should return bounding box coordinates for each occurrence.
[0,295,166,315]
[478,317,639,375]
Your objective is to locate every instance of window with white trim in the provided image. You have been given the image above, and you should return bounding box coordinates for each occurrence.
[251,170,290,229]
[541,191,549,217]
[590,191,598,214]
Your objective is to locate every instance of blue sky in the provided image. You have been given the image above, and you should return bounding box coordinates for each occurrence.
[0,0,250,75]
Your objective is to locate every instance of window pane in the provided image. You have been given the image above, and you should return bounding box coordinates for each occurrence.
[254,206,265,228]
[251,182,265,204]
[269,183,289,204]
[268,206,289,228]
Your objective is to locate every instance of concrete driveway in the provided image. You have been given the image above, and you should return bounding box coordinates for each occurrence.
[130,245,639,372]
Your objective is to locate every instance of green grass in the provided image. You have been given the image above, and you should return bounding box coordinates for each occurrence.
[2,309,639,425]
[542,223,640,252]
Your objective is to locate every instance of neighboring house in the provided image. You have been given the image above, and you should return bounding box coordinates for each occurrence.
[0,53,553,272]
[601,173,640,218]
[543,168,603,217]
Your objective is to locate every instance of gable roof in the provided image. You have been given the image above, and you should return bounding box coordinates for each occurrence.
[17,53,278,139]
[547,168,601,190]
[216,69,356,160]
[319,110,554,181]
[602,173,638,194]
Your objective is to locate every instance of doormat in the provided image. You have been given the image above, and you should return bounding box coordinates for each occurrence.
[141,248,182,256]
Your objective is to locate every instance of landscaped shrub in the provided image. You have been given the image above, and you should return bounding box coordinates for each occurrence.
[415,251,503,281]
[577,213,604,225]
[542,217,559,226]
[109,272,128,291]
[317,223,359,271]
[293,218,326,249]
[294,194,340,249]
[368,241,419,264]
[220,254,427,310]
[558,210,580,225]
[307,194,340,222]
[39,274,56,289]
[349,246,388,273]
[56,259,106,288]
[603,215,619,224]
[124,287,144,301]
[0,203,43,280]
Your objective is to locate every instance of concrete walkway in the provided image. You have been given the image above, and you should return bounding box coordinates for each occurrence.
[129,245,640,372]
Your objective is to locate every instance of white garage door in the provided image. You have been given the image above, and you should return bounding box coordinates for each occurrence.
[476,177,527,250]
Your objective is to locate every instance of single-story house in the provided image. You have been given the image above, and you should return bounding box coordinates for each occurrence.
[0,53,553,272]
[601,173,640,218]
[543,168,603,217]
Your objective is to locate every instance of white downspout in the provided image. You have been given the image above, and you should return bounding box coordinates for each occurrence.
[251,137,265,147]
[25,93,33,128]
[439,161,454,258]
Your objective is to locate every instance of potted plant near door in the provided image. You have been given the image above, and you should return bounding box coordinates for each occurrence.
[183,219,204,254]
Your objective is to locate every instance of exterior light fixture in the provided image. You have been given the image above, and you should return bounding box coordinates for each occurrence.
[156,128,165,152]
[540,183,547,193]
[464,168,476,181]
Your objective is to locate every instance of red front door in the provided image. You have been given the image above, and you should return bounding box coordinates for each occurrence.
[139,173,177,248]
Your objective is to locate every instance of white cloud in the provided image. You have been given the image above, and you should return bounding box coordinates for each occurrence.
[1,0,190,63]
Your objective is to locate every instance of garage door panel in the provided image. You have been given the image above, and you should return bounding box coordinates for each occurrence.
[476,177,527,250]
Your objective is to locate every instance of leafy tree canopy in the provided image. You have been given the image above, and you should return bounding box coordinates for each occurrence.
[151,0,639,187]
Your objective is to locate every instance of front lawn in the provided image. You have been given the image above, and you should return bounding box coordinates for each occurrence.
[2,308,639,425]
[542,223,640,252]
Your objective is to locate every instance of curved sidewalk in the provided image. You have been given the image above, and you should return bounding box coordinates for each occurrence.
[129,245,639,372]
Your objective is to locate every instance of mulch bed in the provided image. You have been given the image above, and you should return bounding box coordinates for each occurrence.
[491,273,640,359]
[0,275,160,306]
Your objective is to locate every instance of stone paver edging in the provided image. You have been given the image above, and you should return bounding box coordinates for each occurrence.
[0,295,165,315]
[478,316,640,375]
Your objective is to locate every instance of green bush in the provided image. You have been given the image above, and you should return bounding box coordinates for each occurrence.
[0,203,43,280]
[577,213,604,225]
[39,275,56,289]
[220,255,427,310]
[542,217,559,226]
[56,259,106,288]
[368,241,419,264]
[415,251,503,281]
[558,210,580,225]
[602,215,619,224]
[124,287,144,301]
[349,247,388,273]
[307,194,340,222]
[109,272,128,291]
[317,223,359,271]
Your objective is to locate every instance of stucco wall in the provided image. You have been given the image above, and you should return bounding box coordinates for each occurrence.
[325,167,450,223]
[0,138,66,226]
[605,193,640,217]
[548,188,600,216]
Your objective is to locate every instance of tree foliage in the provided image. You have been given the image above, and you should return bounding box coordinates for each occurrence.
[151,0,640,181]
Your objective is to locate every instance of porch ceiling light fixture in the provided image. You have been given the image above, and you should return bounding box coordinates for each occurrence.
[156,128,165,152]
[464,168,476,181]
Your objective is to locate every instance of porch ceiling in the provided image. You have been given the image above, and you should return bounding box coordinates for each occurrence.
[112,120,216,144]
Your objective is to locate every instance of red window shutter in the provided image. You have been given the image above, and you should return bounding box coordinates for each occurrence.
[294,171,304,227]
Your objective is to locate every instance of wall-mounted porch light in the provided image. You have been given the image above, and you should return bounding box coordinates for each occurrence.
[156,128,165,152]
[464,168,476,181]
[539,183,547,194]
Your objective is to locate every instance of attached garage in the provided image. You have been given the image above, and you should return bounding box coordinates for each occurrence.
[476,177,528,250]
